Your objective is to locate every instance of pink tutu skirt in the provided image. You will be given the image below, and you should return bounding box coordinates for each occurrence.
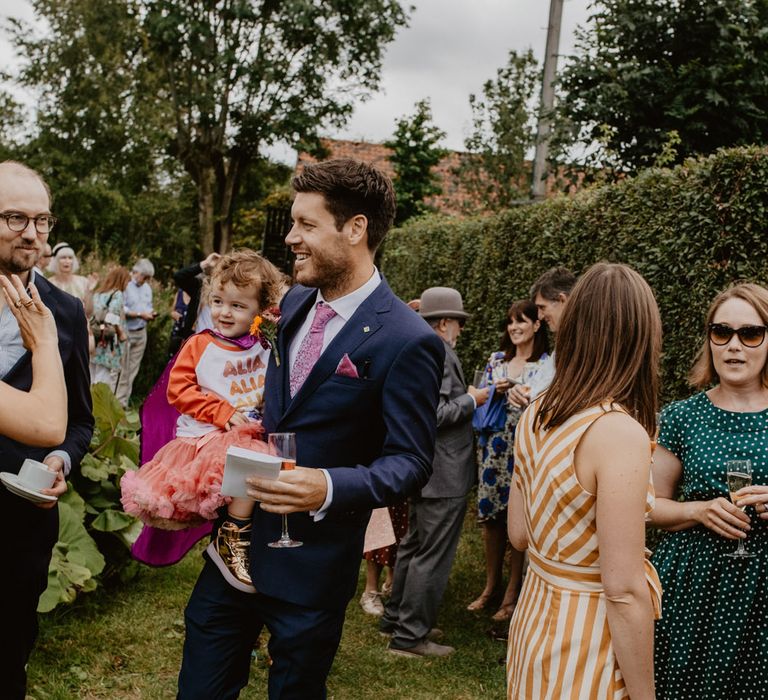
[120,422,267,530]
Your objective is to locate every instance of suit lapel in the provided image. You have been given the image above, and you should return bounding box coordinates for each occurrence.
[279,282,392,422]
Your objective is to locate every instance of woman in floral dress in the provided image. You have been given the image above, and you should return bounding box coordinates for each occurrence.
[468,299,549,622]
[90,266,130,393]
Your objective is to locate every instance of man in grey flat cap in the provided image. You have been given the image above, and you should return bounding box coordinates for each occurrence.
[380,286,489,657]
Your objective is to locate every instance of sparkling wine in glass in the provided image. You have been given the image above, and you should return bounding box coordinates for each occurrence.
[724,459,756,559]
[267,432,302,549]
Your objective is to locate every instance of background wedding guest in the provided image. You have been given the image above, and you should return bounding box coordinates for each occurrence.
[90,265,130,393]
[171,252,221,351]
[507,266,575,409]
[360,502,408,616]
[35,242,52,273]
[47,241,94,312]
[507,263,661,700]
[116,257,155,406]
[381,286,490,658]
[0,161,93,699]
[649,283,768,700]
[467,299,549,623]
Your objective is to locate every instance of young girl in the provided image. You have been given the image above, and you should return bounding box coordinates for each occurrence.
[121,250,283,593]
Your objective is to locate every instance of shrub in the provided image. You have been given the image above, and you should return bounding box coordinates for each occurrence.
[382,146,768,402]
[39,384,142,612]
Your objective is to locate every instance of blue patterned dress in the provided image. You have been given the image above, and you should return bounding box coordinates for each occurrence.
[475,351,550,521]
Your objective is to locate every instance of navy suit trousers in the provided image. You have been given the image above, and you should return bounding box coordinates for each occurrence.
[178,560,346,700]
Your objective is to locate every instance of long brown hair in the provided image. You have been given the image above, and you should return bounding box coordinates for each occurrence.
[96,266,130,293]
[499,299,549,362]
[689,283,768,389]
[536,262,661,436]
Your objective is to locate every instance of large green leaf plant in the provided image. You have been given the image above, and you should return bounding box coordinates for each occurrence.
[39,383,143,612]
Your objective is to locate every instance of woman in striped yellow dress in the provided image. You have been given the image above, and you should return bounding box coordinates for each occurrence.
[506,263,662,700]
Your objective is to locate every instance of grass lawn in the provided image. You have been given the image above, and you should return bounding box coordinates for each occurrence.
[26,508,509,699]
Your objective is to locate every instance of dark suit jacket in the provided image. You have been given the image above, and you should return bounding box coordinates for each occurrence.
[173,262,204,341]
[0,275,94,575]
[420,339,476,499]
[255,279,445,610]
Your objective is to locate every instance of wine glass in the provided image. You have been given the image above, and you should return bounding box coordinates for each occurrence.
[267,432,302,549]
[724,459,756,559]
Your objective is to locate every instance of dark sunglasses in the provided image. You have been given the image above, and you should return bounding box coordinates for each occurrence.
[708,323,768,348]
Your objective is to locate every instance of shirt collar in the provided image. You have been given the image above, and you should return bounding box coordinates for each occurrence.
[316,267,381,322]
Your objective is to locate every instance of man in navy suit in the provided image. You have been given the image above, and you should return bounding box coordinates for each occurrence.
[0,161,94,699]
[178,159,445,699]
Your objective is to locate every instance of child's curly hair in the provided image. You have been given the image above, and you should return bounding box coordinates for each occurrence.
[204,249,284,312]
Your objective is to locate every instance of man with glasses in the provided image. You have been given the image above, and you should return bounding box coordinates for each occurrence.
[0,160,93,699]
[115,257,156,406]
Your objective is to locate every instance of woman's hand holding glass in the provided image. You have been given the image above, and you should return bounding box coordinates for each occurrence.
[693,496,751,540]
[0,275,57,351]
[735,483,768,519]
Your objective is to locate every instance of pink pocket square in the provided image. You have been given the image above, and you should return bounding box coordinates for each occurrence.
[335,353,360,378]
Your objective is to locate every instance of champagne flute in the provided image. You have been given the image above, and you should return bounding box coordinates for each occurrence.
[724,459,756,559]
[267,432,302,549]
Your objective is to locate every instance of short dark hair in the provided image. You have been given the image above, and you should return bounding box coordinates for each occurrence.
[530,266,577,302]
[291,159,396,251]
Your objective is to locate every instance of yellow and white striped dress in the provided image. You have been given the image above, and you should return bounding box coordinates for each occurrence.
[506,401,661,699]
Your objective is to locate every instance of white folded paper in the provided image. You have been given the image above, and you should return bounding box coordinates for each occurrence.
[220,446,283,498]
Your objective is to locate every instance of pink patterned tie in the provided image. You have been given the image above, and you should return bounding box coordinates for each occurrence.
[290,301,338,397]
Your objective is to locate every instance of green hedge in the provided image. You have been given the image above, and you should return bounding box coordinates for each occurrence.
[382,146,768,402]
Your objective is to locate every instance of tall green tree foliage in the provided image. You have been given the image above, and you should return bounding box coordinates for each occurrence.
[559,0,768,172]
[8,0,195,268]
[384,99,447,225]
[145,0,410,253]
[459,49,540,211]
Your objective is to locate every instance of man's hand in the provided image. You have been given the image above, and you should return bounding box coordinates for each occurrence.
[200,252,221,273]
[246,467,327,513]
[38,455,67,509]
[468,385,491,407]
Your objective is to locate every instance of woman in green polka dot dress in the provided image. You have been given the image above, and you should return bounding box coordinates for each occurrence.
[649,283,768,699]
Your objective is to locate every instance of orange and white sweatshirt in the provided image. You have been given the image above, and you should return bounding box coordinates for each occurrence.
[168,333,270,438]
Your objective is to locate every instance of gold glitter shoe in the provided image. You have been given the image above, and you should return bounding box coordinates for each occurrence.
[206,521,256,594]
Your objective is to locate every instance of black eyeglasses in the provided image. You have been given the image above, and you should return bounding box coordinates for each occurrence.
[0,212,57,234]
[708,323,768,348]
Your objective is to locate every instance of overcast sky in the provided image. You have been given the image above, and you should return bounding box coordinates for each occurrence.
[0,0,592,164]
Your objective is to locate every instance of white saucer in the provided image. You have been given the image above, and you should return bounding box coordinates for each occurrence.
[0,472,57,503]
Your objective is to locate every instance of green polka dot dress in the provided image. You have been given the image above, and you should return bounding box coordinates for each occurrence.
[652,392,768,699]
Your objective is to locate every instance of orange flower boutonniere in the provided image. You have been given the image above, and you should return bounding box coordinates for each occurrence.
[250,307,281,365]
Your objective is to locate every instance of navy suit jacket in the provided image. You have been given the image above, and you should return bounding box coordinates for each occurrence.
[253,279,444,610]
[0,275,94,571]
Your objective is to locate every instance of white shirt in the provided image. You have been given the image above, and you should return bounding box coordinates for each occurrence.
[287,268,382,519]
[287,268,382,370]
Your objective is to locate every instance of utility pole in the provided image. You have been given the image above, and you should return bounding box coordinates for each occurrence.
[531,0,564,200]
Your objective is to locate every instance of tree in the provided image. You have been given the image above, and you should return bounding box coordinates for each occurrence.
[384,99,447,225]
[7,0,196,271]
[459,49,540,211]
[559,0,768,172]
[144,0,410,253]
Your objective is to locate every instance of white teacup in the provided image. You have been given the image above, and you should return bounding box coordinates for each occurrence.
[17,458,57,492]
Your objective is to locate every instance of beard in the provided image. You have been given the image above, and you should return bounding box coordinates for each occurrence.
[295,247,354,298]
[1,247,39,275]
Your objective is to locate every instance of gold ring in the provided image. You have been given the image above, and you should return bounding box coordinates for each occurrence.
[13,299,22,308]
[22,299,34,308]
